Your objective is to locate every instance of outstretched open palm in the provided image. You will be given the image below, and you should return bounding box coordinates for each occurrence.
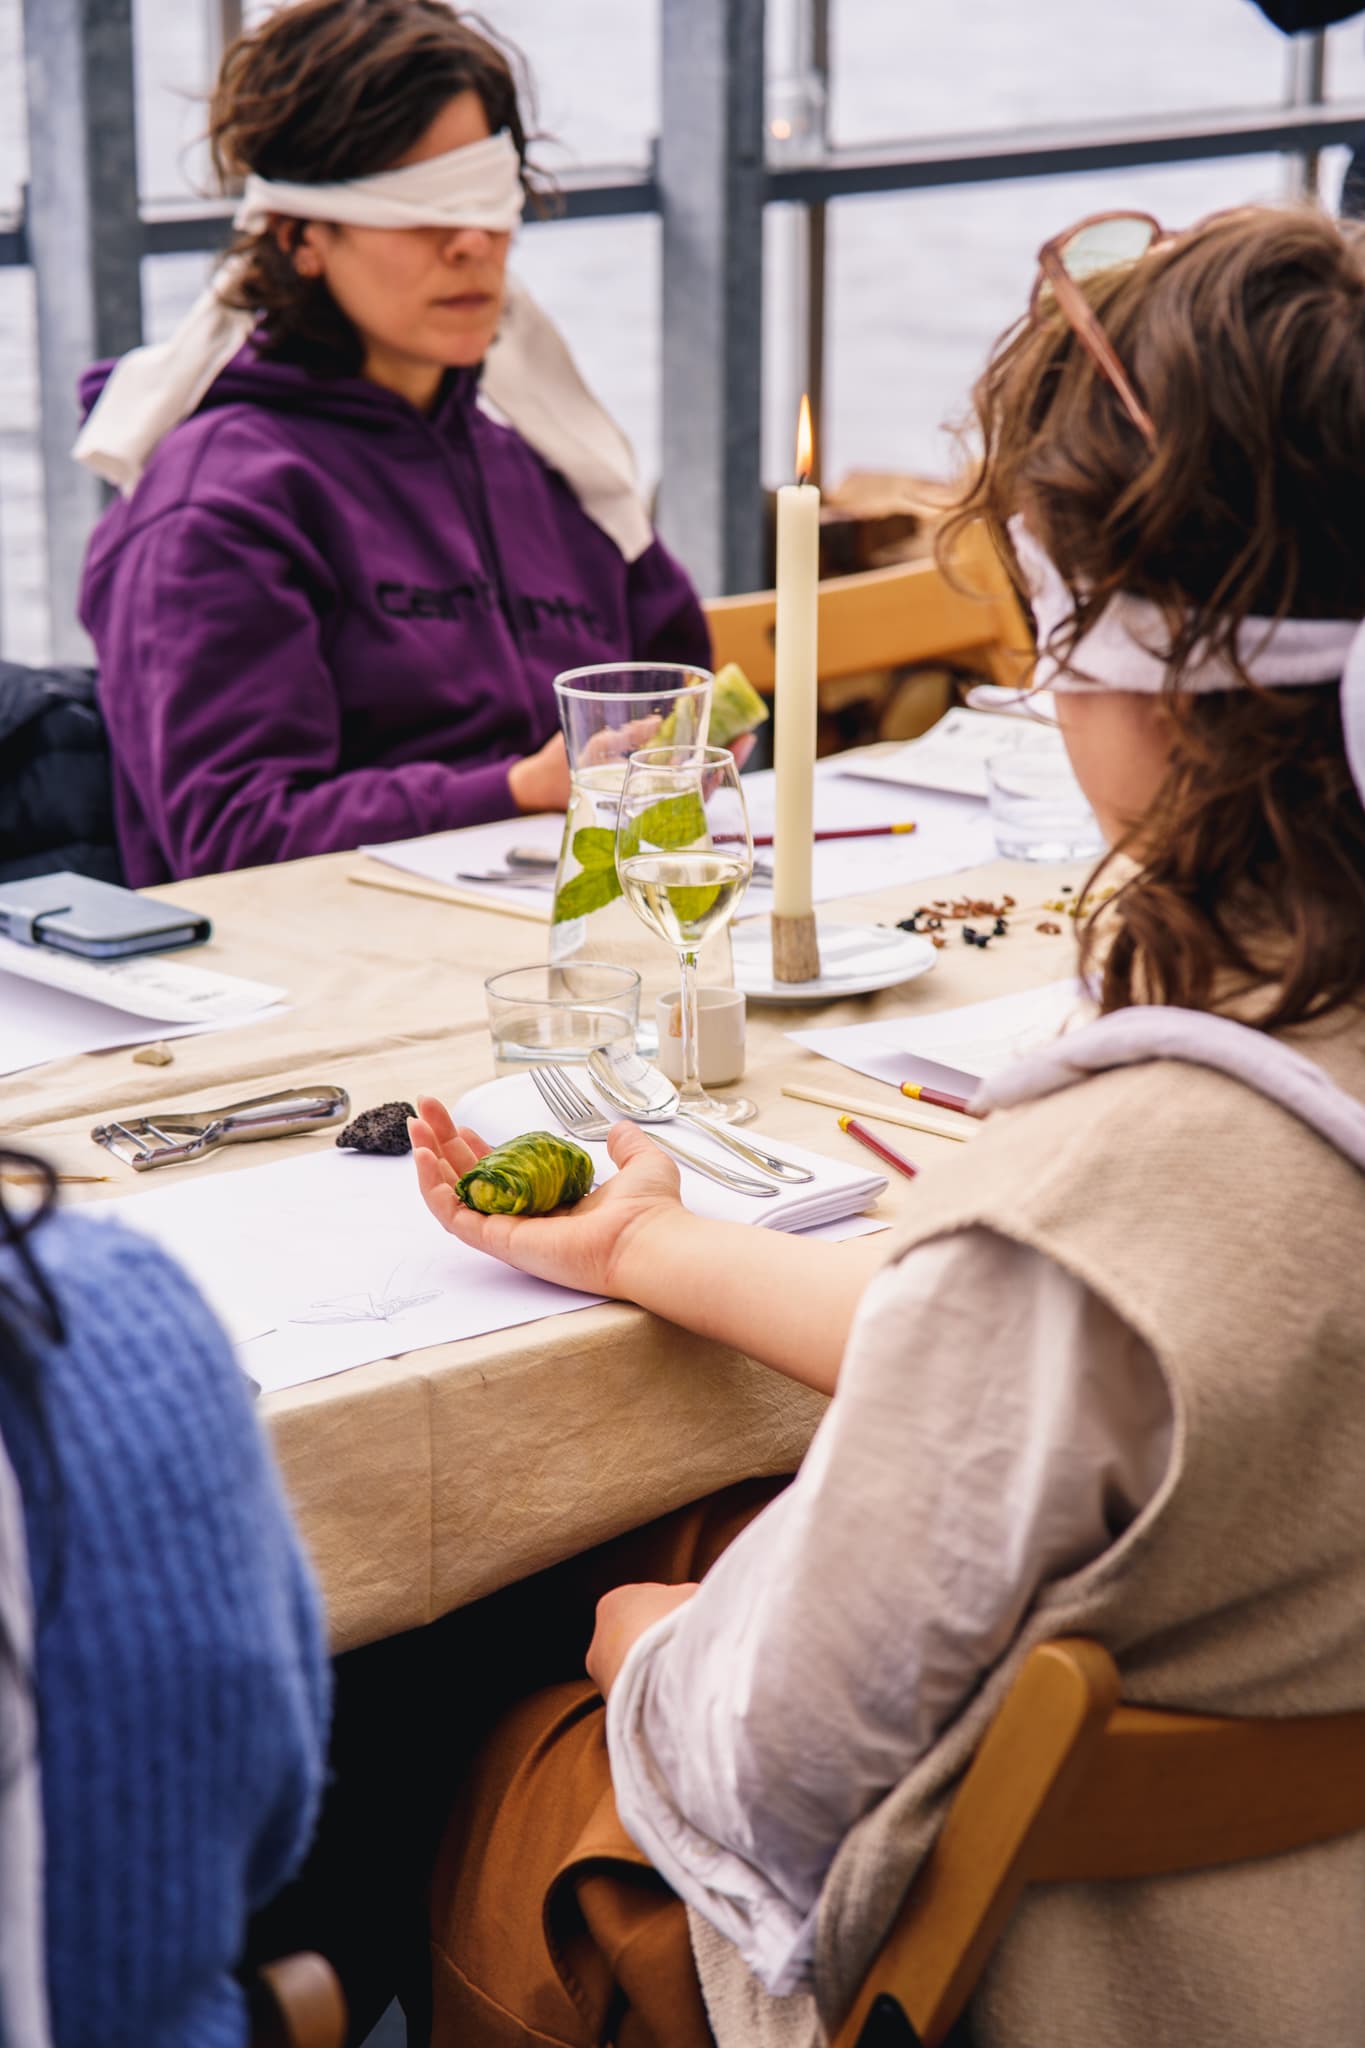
[410,1095,683,1300]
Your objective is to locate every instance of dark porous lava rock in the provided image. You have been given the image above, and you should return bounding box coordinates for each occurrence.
[335,1101,417,1155]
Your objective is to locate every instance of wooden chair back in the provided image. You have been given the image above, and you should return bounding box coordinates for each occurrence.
[703,528,1033,697]
[833,1637,1365,2048]
[248,1953,347,2048]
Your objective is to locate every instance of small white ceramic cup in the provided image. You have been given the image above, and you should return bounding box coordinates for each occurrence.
[654,986,747,1088]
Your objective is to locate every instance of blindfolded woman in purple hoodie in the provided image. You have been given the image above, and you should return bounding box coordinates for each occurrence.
[76,0,710,886]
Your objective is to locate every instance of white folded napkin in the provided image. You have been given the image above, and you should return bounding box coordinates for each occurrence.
[453,1072,887,1233]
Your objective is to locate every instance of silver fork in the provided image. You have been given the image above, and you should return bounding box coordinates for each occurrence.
[454,869,553,888]
[530,1065,778,1199]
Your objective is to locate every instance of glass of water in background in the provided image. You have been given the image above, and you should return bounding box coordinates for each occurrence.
[985,744,1106,862]
[484,963,641,1075]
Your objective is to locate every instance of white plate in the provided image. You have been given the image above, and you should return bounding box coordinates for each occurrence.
[731,918,937,1004]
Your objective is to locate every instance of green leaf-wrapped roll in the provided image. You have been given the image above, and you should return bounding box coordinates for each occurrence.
[455,1131,595,1215]
[656,663,770,748]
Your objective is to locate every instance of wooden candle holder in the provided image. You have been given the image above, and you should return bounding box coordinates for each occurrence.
[771,911,822,985]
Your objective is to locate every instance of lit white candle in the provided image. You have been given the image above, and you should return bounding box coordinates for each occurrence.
[772,394,819,924]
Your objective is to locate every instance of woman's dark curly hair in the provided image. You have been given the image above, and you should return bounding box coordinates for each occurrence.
[942,205,1365,1032]
[208,0,542,376]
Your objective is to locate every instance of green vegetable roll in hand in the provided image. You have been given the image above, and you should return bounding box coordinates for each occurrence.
[455,1131,595,1215]
[657,663,769,748]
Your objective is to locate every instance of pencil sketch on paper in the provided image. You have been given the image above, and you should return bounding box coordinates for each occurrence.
[290,1263,444,1328]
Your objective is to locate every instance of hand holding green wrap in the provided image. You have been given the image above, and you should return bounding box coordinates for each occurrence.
[455,1131,595,1215]
[656,662,769,749]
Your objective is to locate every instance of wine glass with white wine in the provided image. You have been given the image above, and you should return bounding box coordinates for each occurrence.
[615,745,755,1124]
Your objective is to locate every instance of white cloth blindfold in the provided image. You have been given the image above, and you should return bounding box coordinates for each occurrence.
[982,520,1365,1152]
[73,132,654,561]
[1008,513,1365,806]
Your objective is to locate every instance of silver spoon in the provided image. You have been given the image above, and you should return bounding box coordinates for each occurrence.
[586,1044,814,1184]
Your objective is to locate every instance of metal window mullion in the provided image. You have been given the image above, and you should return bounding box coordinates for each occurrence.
[22,0,143,661]
[1284,29,1328,202]
[658,0,767,598]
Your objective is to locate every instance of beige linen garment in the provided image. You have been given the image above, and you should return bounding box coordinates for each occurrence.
[691,1007,1365,2048]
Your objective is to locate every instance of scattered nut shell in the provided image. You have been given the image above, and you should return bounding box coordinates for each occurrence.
[132,1042,174,1067]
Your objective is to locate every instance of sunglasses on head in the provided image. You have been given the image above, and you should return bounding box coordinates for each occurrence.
[1030,210,1171,451]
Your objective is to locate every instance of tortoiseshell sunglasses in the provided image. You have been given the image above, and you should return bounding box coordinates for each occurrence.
[1030,210,1170,451]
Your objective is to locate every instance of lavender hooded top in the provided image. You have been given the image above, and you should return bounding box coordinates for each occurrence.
[78,349,710,884]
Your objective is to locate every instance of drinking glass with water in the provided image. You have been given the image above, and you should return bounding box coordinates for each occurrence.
[484,963,641,1075]
[986,743,1106,862]
[549,665,734,1046]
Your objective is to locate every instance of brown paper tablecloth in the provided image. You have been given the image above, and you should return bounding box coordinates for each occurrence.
[7,837,1089,1650]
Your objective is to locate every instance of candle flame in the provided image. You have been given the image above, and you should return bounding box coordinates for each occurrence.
[795,393,814,485]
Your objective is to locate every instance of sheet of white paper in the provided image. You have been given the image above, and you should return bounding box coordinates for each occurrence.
[737,765,995,916]
[789,979,1088,1094]
[0,934,286,1023]
[87,1075,889,1392]
[90,1149,604,1394]
[833,708,1062,800]
[0,971,287,1082]
[361,812,563,917]
[362,765,993,924]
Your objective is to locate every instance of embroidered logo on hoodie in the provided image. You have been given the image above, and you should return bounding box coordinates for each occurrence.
[374,579,604,637]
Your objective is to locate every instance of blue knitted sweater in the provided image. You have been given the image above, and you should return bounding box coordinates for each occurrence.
[0,1211,330,2048]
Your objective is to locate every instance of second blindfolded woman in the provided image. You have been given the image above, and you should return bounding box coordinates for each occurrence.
[76,0,710,886]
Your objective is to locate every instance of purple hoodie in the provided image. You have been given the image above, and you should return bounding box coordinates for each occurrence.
[79,350,710,884]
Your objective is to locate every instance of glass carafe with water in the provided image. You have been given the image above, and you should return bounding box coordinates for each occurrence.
[550,665,733,1042]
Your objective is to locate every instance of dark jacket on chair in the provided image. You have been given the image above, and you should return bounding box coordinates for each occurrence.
[0,660,123,884]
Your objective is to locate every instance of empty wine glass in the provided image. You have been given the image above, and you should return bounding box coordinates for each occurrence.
[615,745,755,1124]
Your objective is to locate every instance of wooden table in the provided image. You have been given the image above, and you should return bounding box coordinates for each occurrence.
[4,841,1087,1651]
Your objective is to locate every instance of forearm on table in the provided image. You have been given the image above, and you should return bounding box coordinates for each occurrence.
[612,1214,885,1394]
[161,754,516,874]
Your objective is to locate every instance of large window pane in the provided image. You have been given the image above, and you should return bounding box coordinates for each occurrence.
[1326,18,1365,99]
[134,0,216,203]
[481,1,657,170]
[818,153,1306,488]
[513,212,660,486]
[829,0,1288,145]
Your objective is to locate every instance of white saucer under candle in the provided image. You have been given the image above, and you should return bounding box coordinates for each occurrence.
[736,919,935,1004]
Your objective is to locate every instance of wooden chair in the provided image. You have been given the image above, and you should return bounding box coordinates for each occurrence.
[703,527,1033,700]
[248,1953,347,2048]
[833,1637,1365,2048]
